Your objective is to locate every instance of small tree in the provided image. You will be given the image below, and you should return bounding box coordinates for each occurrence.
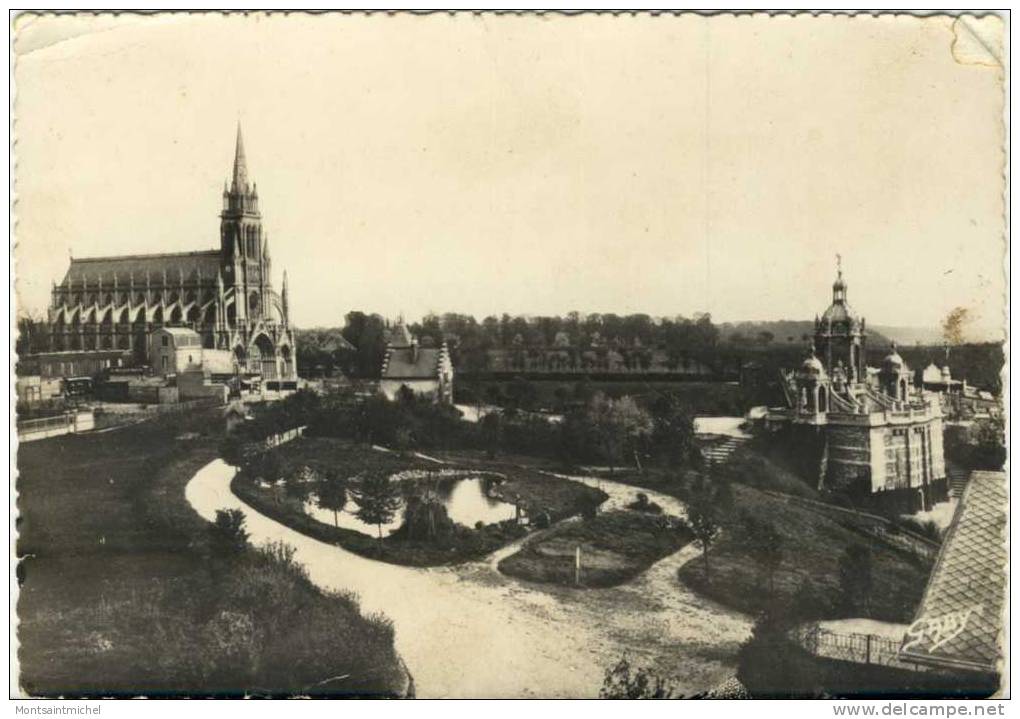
[210,509,249,555]
[480,411,503,459]
[585,393,653,474]
[316,470,348,527]
[285,465,317,503]
[350,474,402,539]
[688,504,720,583]
[838,544,874,615]
[399,483,454,542]
[251,451,282,483]
[685,480,724,583]
[649,392,697,468]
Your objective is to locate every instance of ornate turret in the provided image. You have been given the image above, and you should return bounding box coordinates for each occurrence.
[814,254,867,383]
[795,342,830,415]
[879,341,912,403]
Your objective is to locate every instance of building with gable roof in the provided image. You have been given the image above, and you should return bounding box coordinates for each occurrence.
[379,320,454,404]
[766,260,947,514]
[46,126,297,383]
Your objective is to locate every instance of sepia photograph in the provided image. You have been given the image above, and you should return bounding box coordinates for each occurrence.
[10,10,1008,703]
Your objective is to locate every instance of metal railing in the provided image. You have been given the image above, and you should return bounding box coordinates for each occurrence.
[794,625,923,671]
[17,414,73,434]
[16,411,94,442]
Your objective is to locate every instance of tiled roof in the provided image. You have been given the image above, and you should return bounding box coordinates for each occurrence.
[899,470,1006,674]
[62,251,221,286]
[387,323,413,348]
[382,346,443,380]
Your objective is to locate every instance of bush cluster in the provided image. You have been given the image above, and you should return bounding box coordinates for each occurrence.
[263,386,703,473]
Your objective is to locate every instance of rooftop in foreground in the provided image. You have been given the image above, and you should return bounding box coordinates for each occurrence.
[899,470,1006,676]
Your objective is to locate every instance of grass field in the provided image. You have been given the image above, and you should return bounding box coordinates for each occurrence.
[498,510,693,588]
[232,437,607,567]
[678,483,931,623]
[569,461,932,623]
[16,415,408,697]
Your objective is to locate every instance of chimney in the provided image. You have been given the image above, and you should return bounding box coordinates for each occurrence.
[411,336,419,363]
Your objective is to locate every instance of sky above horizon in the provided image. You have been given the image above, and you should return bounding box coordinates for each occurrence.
[14,13,1006,340]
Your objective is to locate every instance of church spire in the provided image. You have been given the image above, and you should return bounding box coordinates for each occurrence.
[232,123,249,192]
[281,270,289,324]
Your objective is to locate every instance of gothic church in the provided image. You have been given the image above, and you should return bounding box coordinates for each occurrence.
[47,127,297,381]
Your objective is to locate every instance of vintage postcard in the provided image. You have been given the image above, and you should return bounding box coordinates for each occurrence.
[11,11,1008,703]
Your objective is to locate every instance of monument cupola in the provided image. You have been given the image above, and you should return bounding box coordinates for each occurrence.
[814,254,867,384]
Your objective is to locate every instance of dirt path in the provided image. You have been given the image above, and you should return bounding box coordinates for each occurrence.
[187,459,750,698]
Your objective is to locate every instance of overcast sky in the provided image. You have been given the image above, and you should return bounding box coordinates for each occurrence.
[14,13,1005,339]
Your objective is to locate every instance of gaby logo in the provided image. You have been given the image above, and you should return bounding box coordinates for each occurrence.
[902,604,984,655]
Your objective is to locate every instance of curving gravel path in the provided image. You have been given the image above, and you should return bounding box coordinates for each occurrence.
[186,459,750,698]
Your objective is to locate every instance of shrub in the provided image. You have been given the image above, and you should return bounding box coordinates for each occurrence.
[396,491,455,542]
[626,492,663,514]
[210,509,249,556]
[736,609,819,698]
[600,657,680,699]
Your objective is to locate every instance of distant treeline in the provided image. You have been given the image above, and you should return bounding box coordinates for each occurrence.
[297,311,721,379]
[295,312,1003,395]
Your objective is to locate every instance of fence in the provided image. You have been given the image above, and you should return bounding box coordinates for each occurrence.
[264,425,307,448]
[91,396,226,429]
[17,411,95,443]
[793,625,924,672]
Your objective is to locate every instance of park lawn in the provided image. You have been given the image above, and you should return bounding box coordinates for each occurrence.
[676,484,932,623]
[570,443,929,622]
[16,415,408,697]
[719,445,820,499]
[498,510,693,588]
[232,437,607,567]
[269,436,434,479]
